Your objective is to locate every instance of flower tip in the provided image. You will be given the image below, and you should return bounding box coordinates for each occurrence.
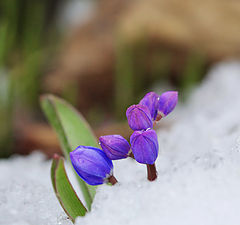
[69,145,113,185]
[163,91,178,99]
[99,136,103,143]
[69,150,74,158]
[126,104,153,131]
[130,129,159,164]
[139,92,160,120]
[158,90,178,117]
[99,136,108,143]
[99,135,130,160]
[171,91,178,99]
[98,136,107,148]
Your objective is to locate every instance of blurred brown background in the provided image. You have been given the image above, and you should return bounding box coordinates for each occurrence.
[1,0,240,158]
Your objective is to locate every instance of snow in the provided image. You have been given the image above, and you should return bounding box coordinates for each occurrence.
[1,61,240,225]
[0,154,72,225]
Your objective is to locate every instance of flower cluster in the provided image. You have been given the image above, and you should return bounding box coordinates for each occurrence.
[126,91,178,164]
[70,91,178,185]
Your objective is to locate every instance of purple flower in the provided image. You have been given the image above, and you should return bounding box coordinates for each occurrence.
[139,92,160,120]
[70,146,113,185]
[158,91,178,117]
[130,129,159,164]
[126,104,153,131]
[99,135,130,160]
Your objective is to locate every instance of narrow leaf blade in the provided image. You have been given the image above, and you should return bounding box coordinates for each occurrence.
[41,94,97,210]
[51,156,87,222]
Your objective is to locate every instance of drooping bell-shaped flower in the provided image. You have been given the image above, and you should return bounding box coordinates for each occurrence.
[158,91,178,117]
[70,146,113,185]
[130,129,159,164]
[126,104,153,131]
[99,135,130,160]
[139,92,160,120]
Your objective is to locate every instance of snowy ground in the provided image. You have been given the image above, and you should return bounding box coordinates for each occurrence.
[1,61,240,225]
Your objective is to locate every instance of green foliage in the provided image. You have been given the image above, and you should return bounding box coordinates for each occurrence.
[0,71,14,157]
[0,0,60,156]
[180,52,206,100]
[41,94,98,211]
[51,155,87,222]
[115,42,135,119]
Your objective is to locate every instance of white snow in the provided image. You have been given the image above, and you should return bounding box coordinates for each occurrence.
[1,61,240,225]
[0,153,72,225]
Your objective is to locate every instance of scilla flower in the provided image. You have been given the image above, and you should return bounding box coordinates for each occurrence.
[70,146,117,185]
[99,135,130,160]
[139,92,160,120]
[158,91,178,117]
[126,104,153,131]
[130,129,159,165]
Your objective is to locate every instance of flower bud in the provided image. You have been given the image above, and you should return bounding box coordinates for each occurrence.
[158,91,178,117]
[126,104,153,131]
[130,129,159,164]
[99,135,130,160]
[70,146,113,185]
[139,92,160,120]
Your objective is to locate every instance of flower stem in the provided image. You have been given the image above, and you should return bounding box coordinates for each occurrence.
[147,164,157,181]
[128,151,135,159]
[156,114,162,121]
[108,175,118,185]
[153,114,162,126]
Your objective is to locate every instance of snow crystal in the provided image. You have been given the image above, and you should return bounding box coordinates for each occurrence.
[1,61,240,225]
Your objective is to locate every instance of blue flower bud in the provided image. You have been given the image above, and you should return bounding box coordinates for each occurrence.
[158,91,178,117]
[139,92,160,120]
[130,129,158,164]
[126,104,153,131]
[70,146,113,185]
[99,135,130,160]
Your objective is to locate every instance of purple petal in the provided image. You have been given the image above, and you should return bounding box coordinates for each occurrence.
[70,146,113,185]
[139,92,160,120]
[99,135,130,160]
[126,104,153,131]
[158,91,178,117]
[130,129,159,164]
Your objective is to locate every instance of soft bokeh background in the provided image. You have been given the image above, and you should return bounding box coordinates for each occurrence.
[1,0,240,158]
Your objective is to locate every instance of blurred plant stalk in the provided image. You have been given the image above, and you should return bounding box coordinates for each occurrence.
[0,0,61,157]
[0,70,13,157]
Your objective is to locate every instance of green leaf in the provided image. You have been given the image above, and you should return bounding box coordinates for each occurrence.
[41,94,98,210]
[51,155,87,222]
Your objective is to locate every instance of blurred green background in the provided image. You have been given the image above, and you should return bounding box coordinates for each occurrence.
[1,0,240,158]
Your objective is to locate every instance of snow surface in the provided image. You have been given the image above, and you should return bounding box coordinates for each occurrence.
[1,61,240,225]
[0,153,72,225]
